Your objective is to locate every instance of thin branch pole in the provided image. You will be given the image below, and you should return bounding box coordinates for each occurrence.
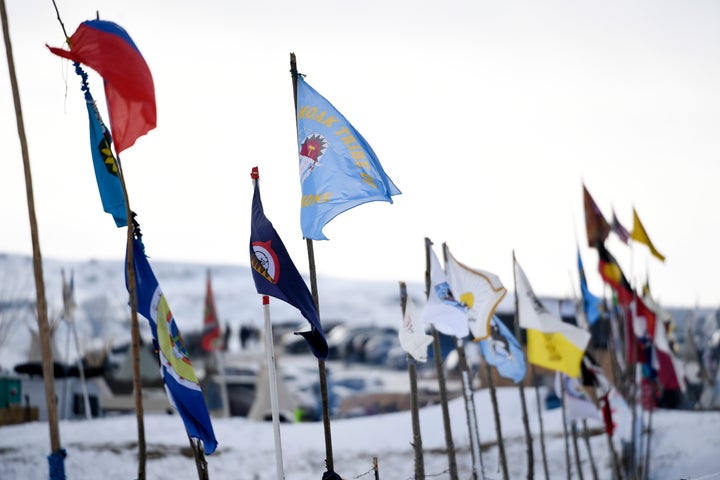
[581,420,598,480]
[456,340,483,480]
[560,376,571,480]
[188,436,209,480]
[531,365,550,480]
[1,0,61,454]
[571,421,585,480]
[484,357,509,480]
[512,251,534,480]
[290,53,334,472]
[642,386,654,480]
[426,238,458,480]
[399,281,425,480]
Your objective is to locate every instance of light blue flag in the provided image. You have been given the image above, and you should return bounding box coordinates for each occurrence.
[578,248,603,325]
[77,63,127,227]
[296,76,401,240]
[478,316,526,384]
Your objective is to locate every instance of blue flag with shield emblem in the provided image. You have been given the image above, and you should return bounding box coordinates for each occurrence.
[478,316,526,384]
[128,237,217,454]
[250,171,328,359]
[295,76,401,240]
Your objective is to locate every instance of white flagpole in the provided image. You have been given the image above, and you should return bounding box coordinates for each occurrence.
[261,295,285,480]
[215,349,231,418]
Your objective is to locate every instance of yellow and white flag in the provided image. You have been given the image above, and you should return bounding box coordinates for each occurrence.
[514,258,590,377]
[444,243,507,340]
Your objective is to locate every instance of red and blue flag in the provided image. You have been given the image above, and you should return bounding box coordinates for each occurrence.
[48,20,156,154]
[250,169,328,359]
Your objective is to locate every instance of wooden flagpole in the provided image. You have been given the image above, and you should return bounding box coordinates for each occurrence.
[531,364,550,479]
[399,281,425,480]
[511,251,534,480]
[290,53,335,474]
[261,295,286,480]
[456,338,484,480]
[1,0,63,467]
[571,420,585,480]
[581,420,599,480]
[441,243,482,479]
[482,354,509,480]
[425,237,459,480]
[560,374,572,480]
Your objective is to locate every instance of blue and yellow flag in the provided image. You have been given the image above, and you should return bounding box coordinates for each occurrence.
[77,64,127,227]
[128,237,217,454]
[296,76,401,240]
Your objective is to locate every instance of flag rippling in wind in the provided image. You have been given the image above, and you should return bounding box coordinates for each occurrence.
[128,238,217,455]
[478,316,526,384]
[48,19,156,153]
[583,184,610,248]
[597,243,633,307]
[398,296,433,362]
[577,248,602,326]
[515,258,590,377]
[555,372,601,422]
[421,245,469,338]
[80,68,128,227]
[631,208,666,262]
[201,270,222,353]
[611,209,630,244]
[250,169,328,359]
[444,243,507,340]
[295,76,401,240]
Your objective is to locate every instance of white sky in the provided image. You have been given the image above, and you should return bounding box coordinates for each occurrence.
[1,0,719,308]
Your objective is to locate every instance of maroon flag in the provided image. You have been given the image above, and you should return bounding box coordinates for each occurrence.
[583,184,610,248]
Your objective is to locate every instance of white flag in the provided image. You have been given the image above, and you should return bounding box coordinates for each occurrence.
[555,372,601,422]
[421,246,469,338]
[399,296,433,362]
[444,244,506,340]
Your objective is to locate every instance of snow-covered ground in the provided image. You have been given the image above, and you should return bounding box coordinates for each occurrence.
[1,383,720,480]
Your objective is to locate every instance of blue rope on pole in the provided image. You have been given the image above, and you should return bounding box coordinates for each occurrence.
[48,448,67,480]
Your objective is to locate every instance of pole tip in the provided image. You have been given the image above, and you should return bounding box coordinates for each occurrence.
[251,166,259,180]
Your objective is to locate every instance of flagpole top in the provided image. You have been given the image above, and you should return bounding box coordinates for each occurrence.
[251,166,259,180]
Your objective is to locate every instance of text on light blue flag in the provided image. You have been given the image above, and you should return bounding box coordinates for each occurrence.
[296,76,401,240]
[478,316,526,384]
[78,64,127,227]
[128,238,217,454]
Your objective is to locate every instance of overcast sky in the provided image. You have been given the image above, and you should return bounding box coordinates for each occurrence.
[1,0,719,308]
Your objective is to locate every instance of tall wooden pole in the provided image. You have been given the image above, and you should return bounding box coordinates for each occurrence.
[426,238,458,480]
[399,281,425,480]
[290,53,334,473]
[560,375,571,480]
[512,251,534,480]
[581,420,599,480]
[2,0,62,459]
[531,364,550,479]
[456,339,483,480]
[483,356,509,480]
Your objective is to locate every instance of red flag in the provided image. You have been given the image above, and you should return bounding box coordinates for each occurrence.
[48,20,156,153]
[201,271,222,353]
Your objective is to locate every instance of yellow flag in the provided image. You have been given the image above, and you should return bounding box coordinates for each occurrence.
[631,209,666,262]
[526,329,586,377]
[515,259,590,377]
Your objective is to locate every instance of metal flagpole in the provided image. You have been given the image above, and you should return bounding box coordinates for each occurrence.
[261,295,286,480]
